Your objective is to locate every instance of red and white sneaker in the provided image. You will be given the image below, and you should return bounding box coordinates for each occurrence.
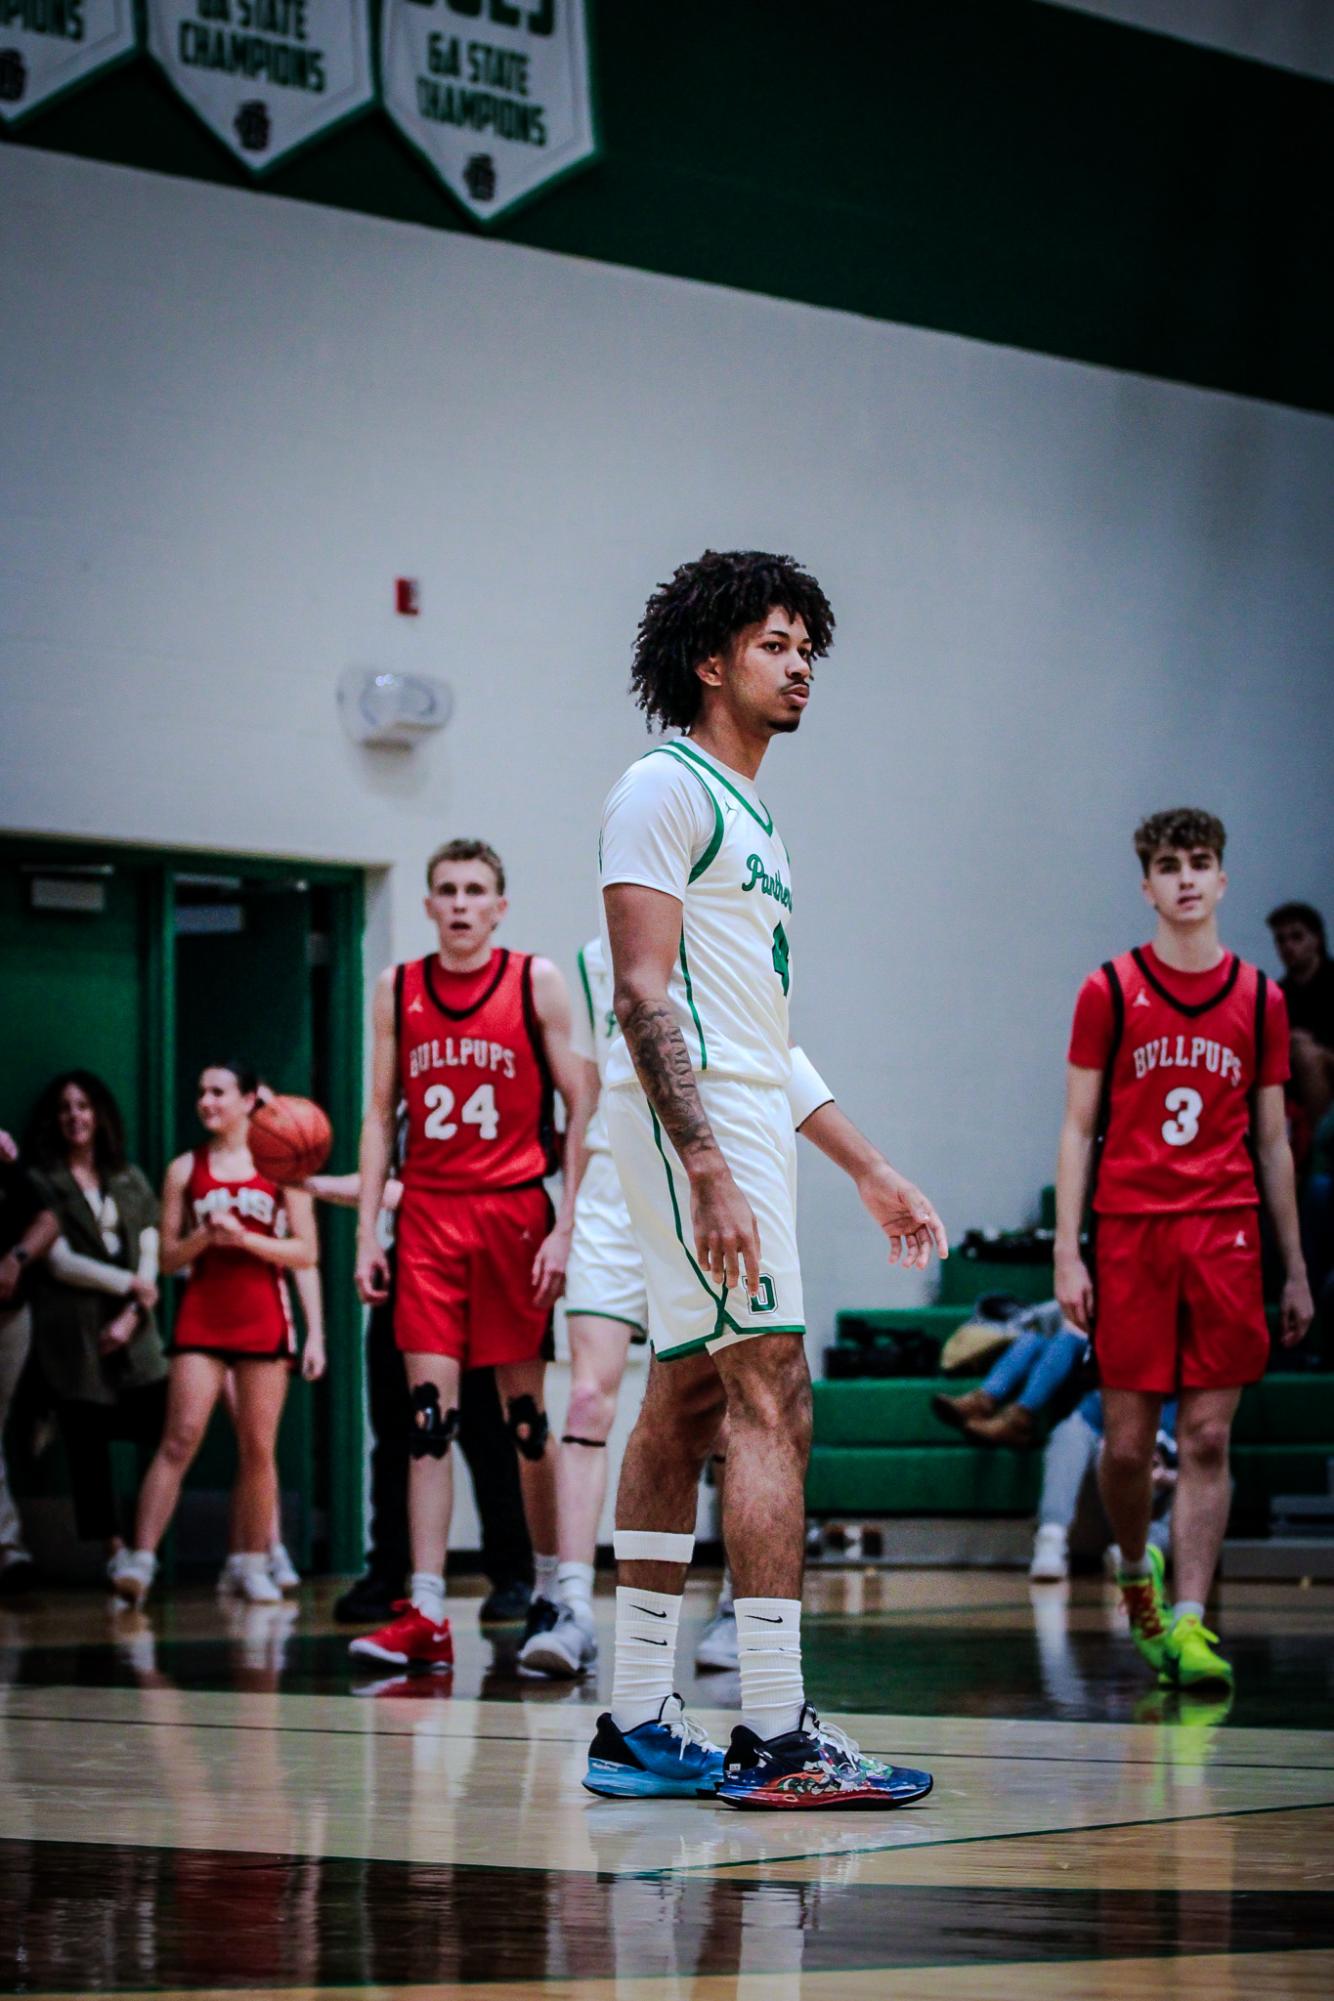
[348,1601,454,1671]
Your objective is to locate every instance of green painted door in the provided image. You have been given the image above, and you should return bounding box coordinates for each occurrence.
[0,859,148,1154]
[0,844,364,1576]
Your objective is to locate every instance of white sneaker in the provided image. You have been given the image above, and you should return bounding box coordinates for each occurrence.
[107,1548,137,1591]
[216,1554,245,1598]
[1029,1524,1069,1582]
[694,1604,738,1671]
[517,1600,597,1678]
[233,1559,282,1605]
[111,1551,157,1609]
[268,1543,301,1592]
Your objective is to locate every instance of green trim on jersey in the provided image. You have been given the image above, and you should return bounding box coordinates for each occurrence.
[564,1308,648,1334]
[643,745,726,882]
[657,1322,806,1362]
[576,946,597,1040]
[648,1104,731,1337]
[646,1104,803,1354]
[678,933,707,1070]
[675,738,773,837]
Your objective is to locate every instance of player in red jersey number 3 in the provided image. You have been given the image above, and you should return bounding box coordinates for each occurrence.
[350,839,590,1672]
[1055,809,1313,1691]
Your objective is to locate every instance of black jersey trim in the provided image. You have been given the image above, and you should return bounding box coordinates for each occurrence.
[519,954,559,1176]
[393,962,406,1045]
[1087,959,1126,1212]
[1130,946,1241,1020]
[422,947,511,1023]
[1253,968,1269,1078]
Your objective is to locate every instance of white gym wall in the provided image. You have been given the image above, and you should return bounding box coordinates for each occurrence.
[3,148,1330,1545]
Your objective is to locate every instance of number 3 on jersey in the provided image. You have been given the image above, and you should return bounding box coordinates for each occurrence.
[1161,1087,1203,1148]
[422,1082,500,1143]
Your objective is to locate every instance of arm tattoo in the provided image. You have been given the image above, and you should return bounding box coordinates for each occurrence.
[621,999,719,1163]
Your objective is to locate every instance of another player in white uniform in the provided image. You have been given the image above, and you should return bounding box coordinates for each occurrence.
[519,938,738,1678]
[583,549,947,1809]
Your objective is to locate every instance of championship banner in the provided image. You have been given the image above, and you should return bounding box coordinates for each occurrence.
[0,0,137,124]
[381,0,597,225]
[147,0,374,173]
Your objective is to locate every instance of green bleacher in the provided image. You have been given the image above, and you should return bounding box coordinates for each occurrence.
[809,1188,1334,1526]
[809,1372,1334,1519]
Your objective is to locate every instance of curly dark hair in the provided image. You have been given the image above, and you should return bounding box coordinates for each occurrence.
[24,1069,128,1176]
[629,550,835,732]
[1133,808,1226,875]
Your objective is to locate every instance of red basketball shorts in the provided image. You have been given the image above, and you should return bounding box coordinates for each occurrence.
[393,1183,553,1368]
[1092,1207,1269,1394]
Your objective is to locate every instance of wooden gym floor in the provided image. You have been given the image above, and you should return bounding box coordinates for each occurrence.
[1,1568,1331,1998]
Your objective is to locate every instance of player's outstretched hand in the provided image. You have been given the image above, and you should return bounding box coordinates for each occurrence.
[690,1161,763,1299]
[1054,1250,1095,1334]
[355,1245,391,1306]
[855,1163,948,1272]
[531,1224,571,1311]
[1279,1269,1315,1348]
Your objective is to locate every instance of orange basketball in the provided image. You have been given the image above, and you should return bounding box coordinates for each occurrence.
[248,1095,332,1185]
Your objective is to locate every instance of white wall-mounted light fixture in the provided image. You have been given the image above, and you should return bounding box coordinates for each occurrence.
[338,666,454,748]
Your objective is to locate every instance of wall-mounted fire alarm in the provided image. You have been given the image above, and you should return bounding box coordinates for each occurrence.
[395,578,421,616]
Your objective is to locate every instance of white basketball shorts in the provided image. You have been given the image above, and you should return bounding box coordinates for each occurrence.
[563,1148,649,1335]
[604,1078,805,1362]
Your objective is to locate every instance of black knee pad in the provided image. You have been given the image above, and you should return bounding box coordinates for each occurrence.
[562,1433,607,1449]
[507,1393,550,1462]
[409,1383,459,1460]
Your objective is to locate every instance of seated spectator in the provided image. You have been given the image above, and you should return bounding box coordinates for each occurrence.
[933,1300,1086,1449]
[23,1073,168,1590]
[0,1128,58,1595]
[1268,902,1334,1132]
[1030,1391,1177,1581]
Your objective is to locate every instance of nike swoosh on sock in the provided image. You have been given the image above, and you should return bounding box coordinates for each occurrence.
[634,1606,668,1618]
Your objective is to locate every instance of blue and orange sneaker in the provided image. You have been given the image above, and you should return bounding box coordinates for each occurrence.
[716,1706,933,1810]
[582,1694,725,1799]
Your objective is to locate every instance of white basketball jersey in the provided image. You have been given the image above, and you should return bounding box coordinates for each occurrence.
[598,737,794,1091]
[572,935,619,1154]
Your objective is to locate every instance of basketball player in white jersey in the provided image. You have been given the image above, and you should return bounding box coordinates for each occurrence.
[517,937,736,1679]
[583,550,947,1809]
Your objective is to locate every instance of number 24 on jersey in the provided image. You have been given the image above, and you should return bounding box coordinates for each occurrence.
[422,1082,501,1142]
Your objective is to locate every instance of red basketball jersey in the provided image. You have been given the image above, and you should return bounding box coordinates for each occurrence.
[1069,945,1289,1216]
[172,1148,294,1356]
[397,949,555,1194]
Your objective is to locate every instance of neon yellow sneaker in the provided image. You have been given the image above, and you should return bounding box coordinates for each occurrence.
[1117,1543,1171,1674]
[1163,1613,1233,1689]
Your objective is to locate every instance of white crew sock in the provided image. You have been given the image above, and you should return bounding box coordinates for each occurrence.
[533,1552,559,1602]
[610,1586,682,1732]
[557,1559,595,1616]
[1117,1552,1150,1579]
[410,1570,445,1621]
[735,1596,805,1741]
[717,1564,734,1614]
[1173,1598,1206,1623]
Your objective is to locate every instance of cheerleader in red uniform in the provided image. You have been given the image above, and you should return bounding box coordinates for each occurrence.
[113,1062,317,1608]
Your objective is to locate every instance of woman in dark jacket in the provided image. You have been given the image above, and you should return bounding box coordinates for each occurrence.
[25,1071,167,1589]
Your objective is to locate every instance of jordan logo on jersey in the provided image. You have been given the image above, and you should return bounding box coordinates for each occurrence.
[1133,991,1151,1008]
[1235,1230,1248,1248]
[1132,1035,1243,1087]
